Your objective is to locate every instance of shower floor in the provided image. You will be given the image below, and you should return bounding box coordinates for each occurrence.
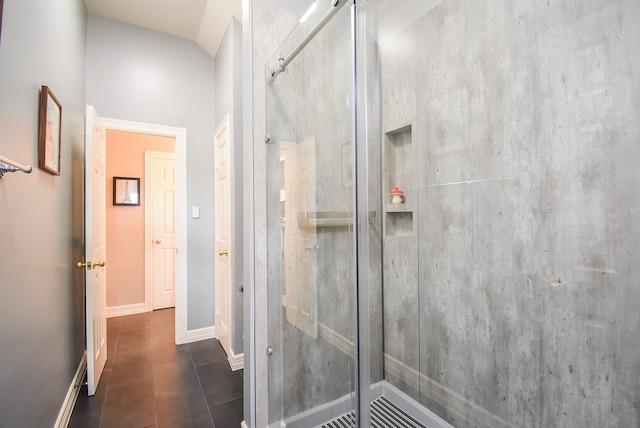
[319,395,428,428]
[277,381,453,428]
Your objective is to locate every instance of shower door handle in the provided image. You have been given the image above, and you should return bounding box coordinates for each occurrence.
[266,346,274,356]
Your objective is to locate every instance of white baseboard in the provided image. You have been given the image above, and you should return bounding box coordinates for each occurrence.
[106,303,147,318]
[54,352,87,428]
[186,326,216,343]
[229,350,244,371]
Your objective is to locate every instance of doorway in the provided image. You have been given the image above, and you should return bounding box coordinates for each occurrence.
[102,118,189,344]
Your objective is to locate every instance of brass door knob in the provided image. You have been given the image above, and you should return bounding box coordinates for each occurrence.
[94,261,106,268]
[154,239,162,244]
[219,250,229,256]
[76,261,92,270]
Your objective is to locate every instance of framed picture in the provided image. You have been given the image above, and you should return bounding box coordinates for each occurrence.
[38,86,62,175]
[113,177,140,206]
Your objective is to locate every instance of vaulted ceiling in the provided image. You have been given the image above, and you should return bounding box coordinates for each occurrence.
[84,0,242,58]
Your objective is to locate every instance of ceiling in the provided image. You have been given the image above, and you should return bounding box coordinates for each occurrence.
[82,0,440,59]
[84,0,242,58]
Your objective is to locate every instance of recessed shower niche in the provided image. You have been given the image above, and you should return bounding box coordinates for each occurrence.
[384,124,414,237]
[385,207,413,237]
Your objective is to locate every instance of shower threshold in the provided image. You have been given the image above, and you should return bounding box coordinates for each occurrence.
[276,381,454,428]
[321,395,427,428]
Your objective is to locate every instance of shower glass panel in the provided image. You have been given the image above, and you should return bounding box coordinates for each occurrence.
[259,0,640,426]
[264,1,358,425]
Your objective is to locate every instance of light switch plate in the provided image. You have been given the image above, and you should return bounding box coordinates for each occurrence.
[192,206,200,219]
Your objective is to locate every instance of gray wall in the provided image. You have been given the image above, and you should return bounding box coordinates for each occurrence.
[379,0,640,427]
[0,0,87,426]
[215,17,244,355]
[86,15,217,330]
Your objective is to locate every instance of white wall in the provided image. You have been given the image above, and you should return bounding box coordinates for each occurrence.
[0,0,87,426]
[86,15,217,330]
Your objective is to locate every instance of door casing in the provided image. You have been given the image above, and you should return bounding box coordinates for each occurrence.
[102,117,188,344]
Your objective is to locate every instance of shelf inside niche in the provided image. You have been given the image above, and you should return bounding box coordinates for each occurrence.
[384,203,414,213]
[385,211,413,237]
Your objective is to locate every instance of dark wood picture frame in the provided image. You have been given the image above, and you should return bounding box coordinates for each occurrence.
[38,86,62,175]
[113,177,141,206]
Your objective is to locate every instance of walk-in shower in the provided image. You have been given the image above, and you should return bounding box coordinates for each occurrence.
[252,0,640,426]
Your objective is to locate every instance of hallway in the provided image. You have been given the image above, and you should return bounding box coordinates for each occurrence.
[69,309,243,427]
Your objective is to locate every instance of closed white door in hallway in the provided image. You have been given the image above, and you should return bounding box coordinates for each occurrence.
[145,150,177,310]
[214,114,232,358]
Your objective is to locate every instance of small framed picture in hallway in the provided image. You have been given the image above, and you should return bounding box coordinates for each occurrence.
[38,86,62,175]
[113,177,140,206]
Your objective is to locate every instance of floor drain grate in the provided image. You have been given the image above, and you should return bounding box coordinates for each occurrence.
[319,395,428,428]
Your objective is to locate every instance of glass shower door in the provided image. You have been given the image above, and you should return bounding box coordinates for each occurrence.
[264,1,357,425]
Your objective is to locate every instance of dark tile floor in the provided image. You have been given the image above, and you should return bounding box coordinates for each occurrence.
[69,309,243,428]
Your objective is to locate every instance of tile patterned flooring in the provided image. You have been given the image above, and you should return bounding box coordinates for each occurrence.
[69,309,243,428]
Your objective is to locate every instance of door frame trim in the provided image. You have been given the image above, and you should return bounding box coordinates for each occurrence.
[101,117,188,345]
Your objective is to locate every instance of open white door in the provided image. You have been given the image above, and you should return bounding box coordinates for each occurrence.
[214,115,232,358]
[81,105,108,396]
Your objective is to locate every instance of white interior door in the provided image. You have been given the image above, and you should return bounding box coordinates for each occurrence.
[214,115,232,357]
[83,105,108,396]
[146,151,176,310]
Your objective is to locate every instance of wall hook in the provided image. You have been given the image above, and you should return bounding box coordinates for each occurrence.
[0,155,33,178]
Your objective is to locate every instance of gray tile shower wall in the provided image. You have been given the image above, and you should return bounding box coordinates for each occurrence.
[380,0,640,427]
